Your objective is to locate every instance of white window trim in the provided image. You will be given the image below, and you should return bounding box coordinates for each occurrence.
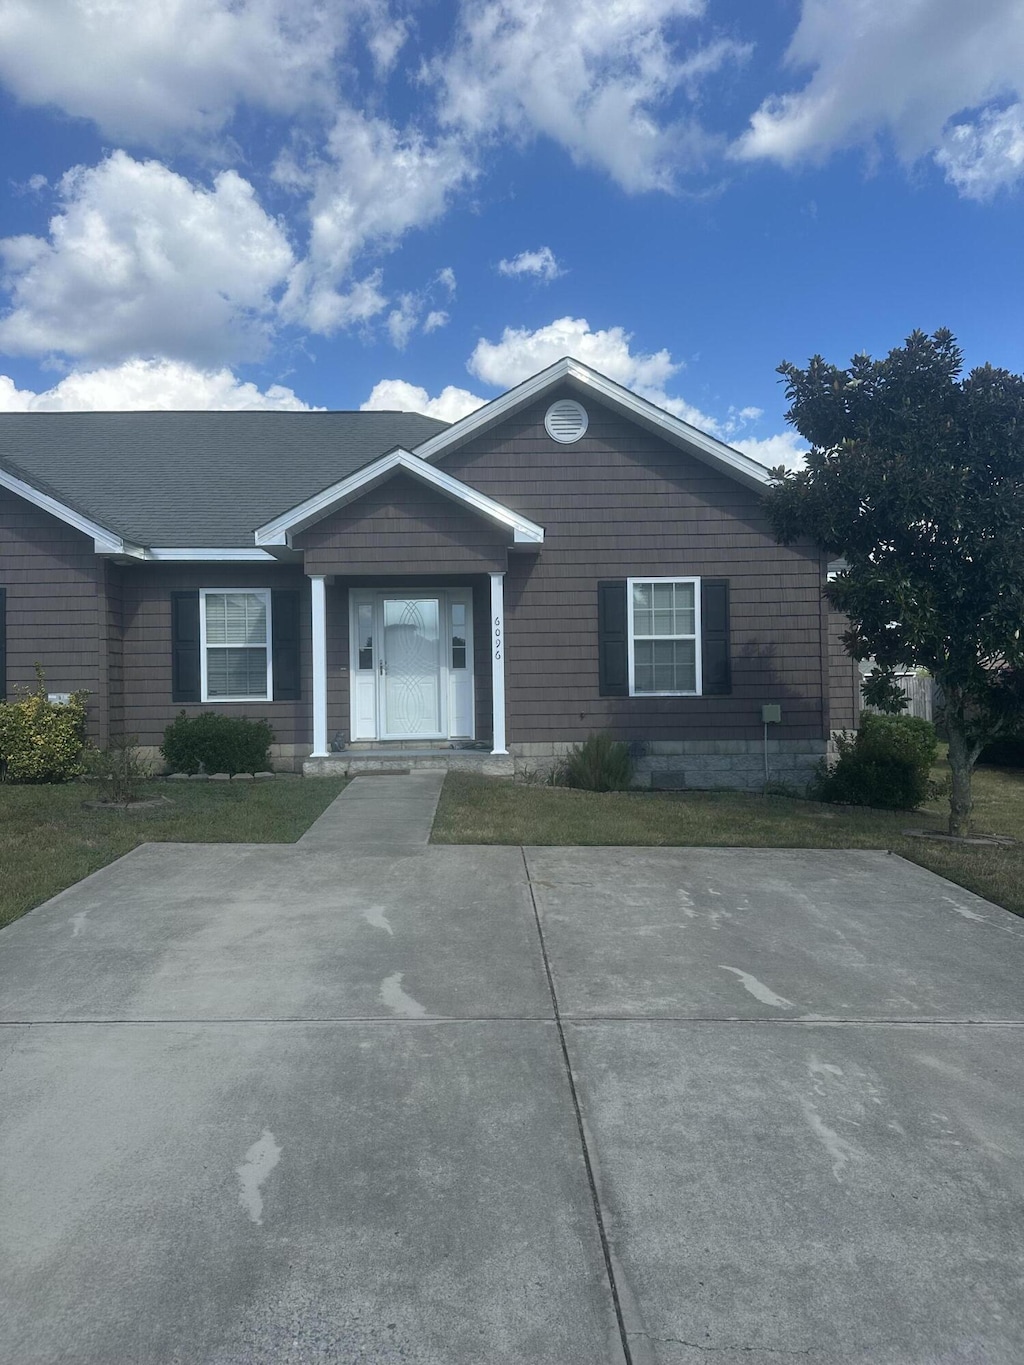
[626,576,702,697]
[199,588,274,704]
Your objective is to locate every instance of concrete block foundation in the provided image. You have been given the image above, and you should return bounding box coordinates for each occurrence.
[512,738,828,793]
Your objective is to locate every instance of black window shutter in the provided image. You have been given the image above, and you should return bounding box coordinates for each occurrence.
[598,580,628,697]
[0,587,6,702]
[271,590,301,702]
[171,591,201,703]
[701,579,731,695]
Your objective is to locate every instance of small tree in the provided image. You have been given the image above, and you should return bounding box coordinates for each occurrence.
[765,329,1024,836]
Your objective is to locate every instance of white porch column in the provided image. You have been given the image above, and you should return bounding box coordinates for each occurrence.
[310,574,329,758]
[489,571,508,755]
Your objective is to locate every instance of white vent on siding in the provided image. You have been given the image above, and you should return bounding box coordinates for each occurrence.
[544,399,588,444]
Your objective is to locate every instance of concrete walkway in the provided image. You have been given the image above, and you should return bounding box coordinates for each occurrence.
[297,770,446,854]
[2,778,1024,1363]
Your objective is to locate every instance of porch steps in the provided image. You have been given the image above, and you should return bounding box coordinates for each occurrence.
[304,748,514,778]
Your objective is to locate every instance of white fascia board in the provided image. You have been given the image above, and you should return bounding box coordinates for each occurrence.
[0,464,127,553]
[254,447,544,547]
[145,547,278,562]
[412,357,575,464]
[412,355,772,493]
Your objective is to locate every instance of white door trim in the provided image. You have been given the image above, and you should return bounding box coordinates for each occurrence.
[490,572,508,755]
[348,588,475,743]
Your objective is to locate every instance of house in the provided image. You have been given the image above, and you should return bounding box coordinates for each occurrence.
[0,357,861,787]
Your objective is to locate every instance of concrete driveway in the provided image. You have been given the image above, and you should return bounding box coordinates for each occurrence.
[2,773,1023,1364]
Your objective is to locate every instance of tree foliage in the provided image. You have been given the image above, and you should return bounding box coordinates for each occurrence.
[765,329,1024,834]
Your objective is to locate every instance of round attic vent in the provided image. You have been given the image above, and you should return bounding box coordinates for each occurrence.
[544,399,588,444]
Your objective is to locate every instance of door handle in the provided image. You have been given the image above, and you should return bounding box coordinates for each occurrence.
[379,659,386,676]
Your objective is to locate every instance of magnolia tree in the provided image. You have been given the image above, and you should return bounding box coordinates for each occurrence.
[764,329,1024,836]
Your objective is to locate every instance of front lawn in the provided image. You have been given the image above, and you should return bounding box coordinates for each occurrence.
[433,764,1024,918]
[0,777,348,930]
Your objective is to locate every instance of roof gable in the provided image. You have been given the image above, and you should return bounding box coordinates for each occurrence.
[413,356,771,493]
[255,449,544,548]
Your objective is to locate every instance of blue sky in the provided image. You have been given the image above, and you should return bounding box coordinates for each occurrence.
[0,0,1021,467]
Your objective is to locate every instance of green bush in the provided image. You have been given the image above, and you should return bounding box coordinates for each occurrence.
[161,711,274,775]
[555,733,633,792]
[812,712,938,810]
[0,667,89,783]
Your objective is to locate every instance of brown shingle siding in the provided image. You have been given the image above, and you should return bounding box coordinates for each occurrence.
[296,473,510,576]
[0,487,106,737]
[440,391,827,746]
[120,564,311,746]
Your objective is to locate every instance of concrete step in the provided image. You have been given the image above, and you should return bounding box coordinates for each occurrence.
[304,750,514,778]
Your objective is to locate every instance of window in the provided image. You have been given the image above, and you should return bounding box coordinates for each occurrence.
[627,578,701,695]
[451,601,467,670]
[200,589,272,701]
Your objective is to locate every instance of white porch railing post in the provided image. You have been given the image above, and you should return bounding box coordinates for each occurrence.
[310,574,329,758]
[489,571,508,755]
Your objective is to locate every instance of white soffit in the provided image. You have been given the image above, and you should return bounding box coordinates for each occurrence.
[413,356,772,492]
[255,448,545,547]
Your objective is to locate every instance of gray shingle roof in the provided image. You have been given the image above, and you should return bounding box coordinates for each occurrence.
[0,410,449,548]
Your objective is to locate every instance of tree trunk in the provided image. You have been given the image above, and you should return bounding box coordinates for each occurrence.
[946,721,976,837]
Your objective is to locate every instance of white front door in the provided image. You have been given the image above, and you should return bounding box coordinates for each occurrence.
[381,597,442,738]
[349,590,474,742]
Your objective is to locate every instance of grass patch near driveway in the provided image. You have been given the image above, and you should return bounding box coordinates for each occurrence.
[433,765,1024,918]
[0,777,348,930]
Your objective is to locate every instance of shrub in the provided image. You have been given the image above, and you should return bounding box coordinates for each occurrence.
[0,667,89,783]
[555,733,633,792]
[85,735,152,804]
[812,712,938,810]
[161,711,274,776]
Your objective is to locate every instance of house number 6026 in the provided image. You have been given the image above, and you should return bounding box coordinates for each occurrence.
[493,615,503,662]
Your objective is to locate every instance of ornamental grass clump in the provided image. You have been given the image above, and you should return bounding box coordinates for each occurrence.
[0,666,89,783]
[556,732,634,792]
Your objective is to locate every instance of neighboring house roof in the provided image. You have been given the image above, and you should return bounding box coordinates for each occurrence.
[0,410,448,549]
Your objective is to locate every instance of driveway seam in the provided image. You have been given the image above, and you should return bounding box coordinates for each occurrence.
[519,846,637,1365]
[4,1016,1024,1027]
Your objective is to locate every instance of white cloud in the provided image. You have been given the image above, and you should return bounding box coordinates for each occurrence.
[0,358,315,411]
[281,109,474,334]
[0,0,351,146]
[733,0,1024,197]
[386,294,421,350]
[361,378,484,423]
[936,102,1024,199]
[432,0,747,192]
[497,247,564,282]
[437,267,457,295]
[423,310,449,333]
[0,151,294,365]
[467,315,760,437]
[732,431,808,471]
[468,316,679,391]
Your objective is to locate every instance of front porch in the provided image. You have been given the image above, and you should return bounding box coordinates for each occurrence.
[304,744,514,778]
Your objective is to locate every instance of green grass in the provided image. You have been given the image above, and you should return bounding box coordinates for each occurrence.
[0,777,347,930]
[433,763,1024,918]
